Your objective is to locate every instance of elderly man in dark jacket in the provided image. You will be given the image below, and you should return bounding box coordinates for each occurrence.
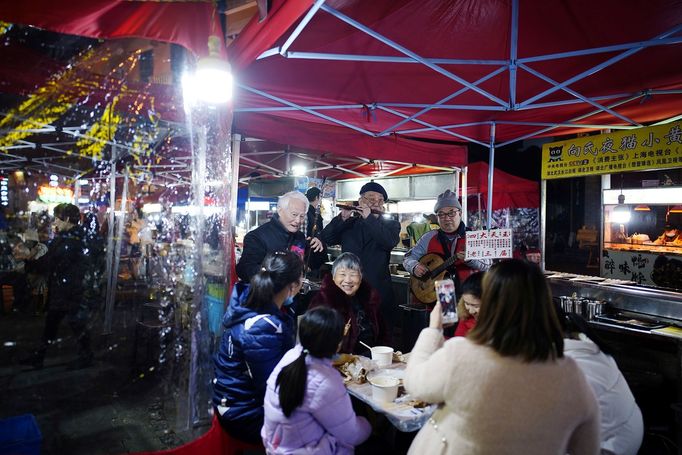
[236,190,323,282]
[22,203,90,369]
[321,182,400,329]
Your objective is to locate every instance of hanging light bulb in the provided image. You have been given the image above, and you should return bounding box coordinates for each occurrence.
[182,35,233,106]
[612,193,631,223]
[291,164,307,176]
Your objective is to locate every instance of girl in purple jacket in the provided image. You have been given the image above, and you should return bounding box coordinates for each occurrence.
[262,307,371,454]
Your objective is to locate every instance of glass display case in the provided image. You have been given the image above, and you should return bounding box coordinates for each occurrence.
[602,186,682,289]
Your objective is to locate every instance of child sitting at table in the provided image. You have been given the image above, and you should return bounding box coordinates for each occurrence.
[262,307,371,454]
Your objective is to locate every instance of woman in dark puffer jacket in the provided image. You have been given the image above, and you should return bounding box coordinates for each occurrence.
[213,251,303,444]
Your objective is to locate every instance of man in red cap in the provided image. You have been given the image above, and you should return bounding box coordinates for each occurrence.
[322,181,400,331]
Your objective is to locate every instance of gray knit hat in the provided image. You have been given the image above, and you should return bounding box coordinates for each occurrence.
[434,189,462,213]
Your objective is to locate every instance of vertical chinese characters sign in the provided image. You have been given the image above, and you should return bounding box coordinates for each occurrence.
[541,121,682,180]
[465,229,513,260]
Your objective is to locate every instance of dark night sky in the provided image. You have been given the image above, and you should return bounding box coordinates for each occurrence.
[468,142,542,182]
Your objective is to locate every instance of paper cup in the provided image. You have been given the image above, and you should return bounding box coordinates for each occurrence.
[370,376,400,403]
[371,346,394,368]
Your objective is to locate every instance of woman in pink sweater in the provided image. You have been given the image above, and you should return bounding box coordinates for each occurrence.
[405,259,600,455]
[262,307,371,454]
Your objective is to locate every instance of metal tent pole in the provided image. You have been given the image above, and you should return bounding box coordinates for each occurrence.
[486,124,496,230]
[103,146,117,333]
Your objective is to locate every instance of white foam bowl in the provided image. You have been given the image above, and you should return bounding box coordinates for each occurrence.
[370,346,393,368]
[370,375,400,403]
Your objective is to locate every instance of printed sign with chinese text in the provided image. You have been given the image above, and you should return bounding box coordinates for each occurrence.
[465,229,513,260]
[541,121,682,180]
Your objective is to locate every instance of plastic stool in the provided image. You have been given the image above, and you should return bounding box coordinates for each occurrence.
[129,414,263,455]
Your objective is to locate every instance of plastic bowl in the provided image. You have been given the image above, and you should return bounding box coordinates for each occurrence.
[370,376,400,403]
[370,346,393,368]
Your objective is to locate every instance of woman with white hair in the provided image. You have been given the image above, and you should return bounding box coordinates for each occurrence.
[308,252,388,355]
[236,190,323,282]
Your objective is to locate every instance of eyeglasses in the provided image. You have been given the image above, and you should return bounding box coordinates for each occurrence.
[437,210,461,219]
[361,196,384,206]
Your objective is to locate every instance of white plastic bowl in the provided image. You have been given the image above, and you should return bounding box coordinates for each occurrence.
[370,346,393,368]
[370,375,400,403]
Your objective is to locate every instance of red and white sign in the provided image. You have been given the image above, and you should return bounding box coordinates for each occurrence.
[465,229,513,260]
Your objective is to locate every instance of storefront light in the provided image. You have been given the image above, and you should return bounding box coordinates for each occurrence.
[141,203,162,214]
[612,194,631,224]
[604,188,681,204]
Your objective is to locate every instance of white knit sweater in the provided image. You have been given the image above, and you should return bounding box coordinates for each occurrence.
[405,328,600,455]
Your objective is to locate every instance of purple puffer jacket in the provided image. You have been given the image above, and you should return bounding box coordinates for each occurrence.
[262,345,371,454]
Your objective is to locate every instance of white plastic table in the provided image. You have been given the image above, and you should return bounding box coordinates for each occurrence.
[345,358,436,432]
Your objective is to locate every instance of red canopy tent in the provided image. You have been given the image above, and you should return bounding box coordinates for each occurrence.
[465,162,538,211]
[3,0,681,173]
[224,0,682,180]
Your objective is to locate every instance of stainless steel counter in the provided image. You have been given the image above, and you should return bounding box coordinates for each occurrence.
[546,271,682,326]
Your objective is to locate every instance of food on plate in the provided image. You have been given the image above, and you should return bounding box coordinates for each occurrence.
[392,350,406,363]
[406,399,429,408]
[333,355,367,384]
[331,353,356,367]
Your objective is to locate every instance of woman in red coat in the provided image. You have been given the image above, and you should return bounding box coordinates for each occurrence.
[309,252,389,355]
[454,271,485,337]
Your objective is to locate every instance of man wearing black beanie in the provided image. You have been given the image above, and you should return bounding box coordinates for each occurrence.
[321,181,400,332]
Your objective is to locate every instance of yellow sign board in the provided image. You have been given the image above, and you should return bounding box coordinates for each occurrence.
[541,121,682,180]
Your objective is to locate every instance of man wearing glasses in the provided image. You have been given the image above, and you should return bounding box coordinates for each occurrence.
[322,182,401,330]
[403,189,490,301]
[236,191,324,282]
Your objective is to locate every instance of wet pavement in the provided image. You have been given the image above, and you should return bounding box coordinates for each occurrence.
[0,297,202,454]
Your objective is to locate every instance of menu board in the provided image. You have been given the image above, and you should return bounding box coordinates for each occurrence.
[465,229,513,260]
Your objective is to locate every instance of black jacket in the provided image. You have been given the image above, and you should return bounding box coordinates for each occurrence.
[321,214,400,324]
[27,226,86,312]
[305,205,327,272]
[236,214,307,283]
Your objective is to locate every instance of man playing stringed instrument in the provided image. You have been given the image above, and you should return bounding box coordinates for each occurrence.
[404,190,491,304]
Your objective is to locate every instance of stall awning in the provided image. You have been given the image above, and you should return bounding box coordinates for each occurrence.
[228,0,682,163]
[466,162,538,211]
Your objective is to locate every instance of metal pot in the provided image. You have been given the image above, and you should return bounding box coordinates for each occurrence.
[585,300,606,320]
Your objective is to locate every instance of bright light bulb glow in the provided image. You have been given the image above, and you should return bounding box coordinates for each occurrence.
[182,61,233,107]
[291,165,307,176]
[611,207,631,224]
